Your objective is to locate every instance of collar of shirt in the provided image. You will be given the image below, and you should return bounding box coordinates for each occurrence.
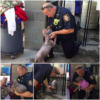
[19,73,28,79]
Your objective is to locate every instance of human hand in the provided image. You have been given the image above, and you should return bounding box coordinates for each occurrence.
[14,89,20,96]
[42,29,47,35]
[77,82,80,87]
[0,78,7,87]
[47,85,51,91]
[49,32,57,39]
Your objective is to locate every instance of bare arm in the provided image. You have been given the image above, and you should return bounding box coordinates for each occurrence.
[43,78,49,87]
[46,27,74,34]
[43,78,51,91]
[15,79,39,97]
[46,26,51,30]
[0,78,7,87]
[34,79,38,87]
[73,81,80,87]
[42,26,51,35]
[0,80,4,87]
[14,90,33,97]
[49,29,74,39]
[55,29,74,35]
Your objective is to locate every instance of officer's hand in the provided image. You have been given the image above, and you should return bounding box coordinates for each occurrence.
[14,89,20,96]
[42,29,47,35]
[47,85,51,91]
[77,82,80,87]
[49,32,56,39]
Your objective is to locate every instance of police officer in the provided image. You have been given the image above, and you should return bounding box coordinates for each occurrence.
[34,64,60,99]
[42,3,81,60]
[72,65,97,99]
[13,64,33,99]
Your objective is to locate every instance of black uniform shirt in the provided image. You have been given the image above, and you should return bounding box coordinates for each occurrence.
[72,70,97,86]
[17,73,33,99]
[48,6,77,41]
[34,64,53,84]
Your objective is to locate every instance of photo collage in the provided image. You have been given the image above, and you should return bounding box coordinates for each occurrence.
[0,0,100,100]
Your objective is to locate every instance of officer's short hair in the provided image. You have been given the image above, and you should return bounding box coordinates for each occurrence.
[18,64,27,71]
[52,67,59,74]
[45,3,55,11]
[75,65,84,71]
[46,3,54,8]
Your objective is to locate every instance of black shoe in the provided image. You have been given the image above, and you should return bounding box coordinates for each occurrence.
[75,41,82,47]
[73,41,82,57]
[44,54,54,61]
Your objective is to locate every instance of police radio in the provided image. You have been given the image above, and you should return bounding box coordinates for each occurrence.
[53,7,61,26]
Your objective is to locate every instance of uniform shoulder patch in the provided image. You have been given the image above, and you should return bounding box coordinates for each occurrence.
[63,14,70,22]
[89,75,94,80]
[28,80,33,86]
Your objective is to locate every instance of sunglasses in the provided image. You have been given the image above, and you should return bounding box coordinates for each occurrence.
[41,6,52,10]
[75,67,82,71]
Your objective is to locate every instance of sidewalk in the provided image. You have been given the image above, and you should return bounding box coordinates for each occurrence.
[1,45,99,63]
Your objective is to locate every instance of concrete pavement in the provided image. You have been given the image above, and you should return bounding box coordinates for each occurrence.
[1,45,99,63]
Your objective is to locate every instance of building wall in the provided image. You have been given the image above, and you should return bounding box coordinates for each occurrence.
[25,1,46,50]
